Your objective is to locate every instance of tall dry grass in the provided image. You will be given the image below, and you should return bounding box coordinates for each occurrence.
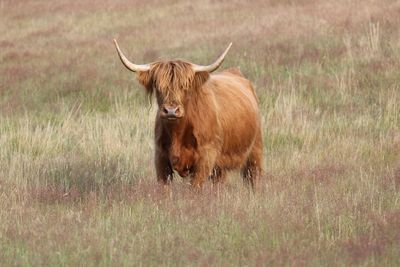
[0,0,399,266]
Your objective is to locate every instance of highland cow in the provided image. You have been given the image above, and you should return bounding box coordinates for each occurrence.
[114,40,263,188]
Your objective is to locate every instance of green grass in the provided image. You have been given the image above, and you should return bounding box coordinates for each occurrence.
[1,0,400,266]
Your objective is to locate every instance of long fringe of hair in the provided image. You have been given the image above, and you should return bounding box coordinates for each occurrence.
[136,60,209,99]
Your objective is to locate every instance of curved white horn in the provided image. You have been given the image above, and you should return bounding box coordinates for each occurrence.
[113,39,151,72]
[192,43,232,73]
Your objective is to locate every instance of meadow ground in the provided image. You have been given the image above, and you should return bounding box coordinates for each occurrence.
[1,0,400,266]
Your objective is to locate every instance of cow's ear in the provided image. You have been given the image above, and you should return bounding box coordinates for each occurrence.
[193,71,210,90]
[136,70,153,95]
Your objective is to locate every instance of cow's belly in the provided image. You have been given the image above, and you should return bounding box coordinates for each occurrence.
[216,119,257,169]
[215,94,260,169]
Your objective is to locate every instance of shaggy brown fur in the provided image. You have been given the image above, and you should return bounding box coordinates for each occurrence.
[136,60,263,189]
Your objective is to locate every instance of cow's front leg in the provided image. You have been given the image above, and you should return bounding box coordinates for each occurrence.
[190,148,217,188]
[155,148,173,184]
[209,166,226,185]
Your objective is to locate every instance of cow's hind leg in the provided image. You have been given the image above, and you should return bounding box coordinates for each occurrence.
[241,132,263,190]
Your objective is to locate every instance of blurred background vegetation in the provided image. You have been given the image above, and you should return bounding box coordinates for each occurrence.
[0,0,399,266]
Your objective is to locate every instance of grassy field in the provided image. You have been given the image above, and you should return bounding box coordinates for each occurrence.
[1,0,400,266]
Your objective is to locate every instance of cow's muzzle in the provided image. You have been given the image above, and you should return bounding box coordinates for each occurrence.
[161,106,184,120]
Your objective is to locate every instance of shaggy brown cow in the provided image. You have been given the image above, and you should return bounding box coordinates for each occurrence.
[114,40,263,188]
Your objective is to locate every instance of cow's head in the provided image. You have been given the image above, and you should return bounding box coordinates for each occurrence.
[114,40,231,121]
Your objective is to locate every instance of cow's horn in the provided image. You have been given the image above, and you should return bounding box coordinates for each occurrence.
[114,39,151,72]
[192,43,232,73]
